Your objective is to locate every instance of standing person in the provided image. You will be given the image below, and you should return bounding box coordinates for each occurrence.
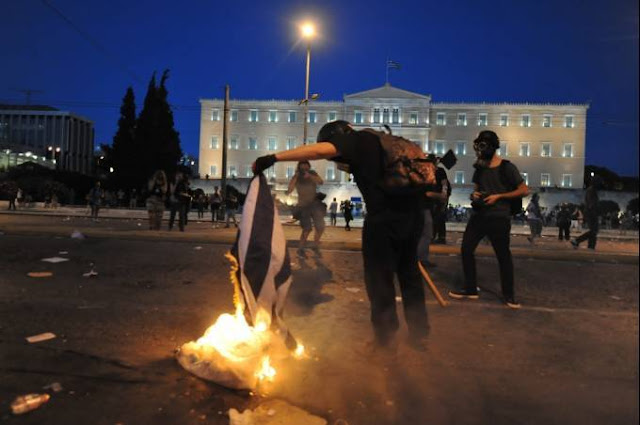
[117,189,125,208]
[557,203,571,241]
[210,186,222,228]
[571,176,602,250]
[448,130,529,309]
[224,190,239,228]
[16,188,23,209]
[7,186,17,211]
[431,165,451,244]
[526,193,543,244]
[329,197,338,226]
[342,200,353,231]
[129,189,138,209]
[86,181,104,222]
[253,120,430,351]
[146,170,167,230]
[287,160,325,256]
[196,192,205,219]
[417,155,448,268]
[168,172,190,232]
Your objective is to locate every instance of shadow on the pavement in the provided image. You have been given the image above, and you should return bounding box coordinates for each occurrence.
[287,252,335,317]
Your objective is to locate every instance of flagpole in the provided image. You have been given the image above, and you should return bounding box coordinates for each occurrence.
[385,57,389,85]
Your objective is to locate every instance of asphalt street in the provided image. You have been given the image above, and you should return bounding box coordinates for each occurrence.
[0,214,638,425]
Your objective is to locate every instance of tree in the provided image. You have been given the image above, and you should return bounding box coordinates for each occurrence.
[156,70,182,176]
[111,87,137,189]
[627,198,639,215]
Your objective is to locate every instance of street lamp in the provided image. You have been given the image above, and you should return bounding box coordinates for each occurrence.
[300,22,315,145]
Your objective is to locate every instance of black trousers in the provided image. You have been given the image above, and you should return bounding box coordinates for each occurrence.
[558,224,570,240]
[432,206,447,241]
[362,209,428,343]
[461,214,515,298]
[575,214,599,249]
[169,203,186,231]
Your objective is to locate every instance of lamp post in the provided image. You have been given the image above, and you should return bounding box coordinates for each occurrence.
[300,22,315,145]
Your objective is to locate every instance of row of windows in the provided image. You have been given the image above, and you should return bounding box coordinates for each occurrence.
[208,164,338,180]
[452,171,573,187]
[208,136,300,151]
[431,141,576,158]
[210,108,576,129]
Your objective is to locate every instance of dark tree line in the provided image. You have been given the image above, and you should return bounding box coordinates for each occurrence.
[109,70,182,191]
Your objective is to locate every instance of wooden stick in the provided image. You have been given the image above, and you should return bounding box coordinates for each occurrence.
[417,262,448,307]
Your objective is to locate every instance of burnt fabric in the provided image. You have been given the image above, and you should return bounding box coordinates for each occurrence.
[230,174,297,349]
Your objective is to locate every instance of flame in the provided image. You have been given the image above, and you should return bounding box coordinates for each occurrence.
[256,356,276,382]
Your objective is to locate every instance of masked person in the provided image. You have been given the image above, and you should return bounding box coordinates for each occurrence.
[253,120,429,351]
[449,130,529,309]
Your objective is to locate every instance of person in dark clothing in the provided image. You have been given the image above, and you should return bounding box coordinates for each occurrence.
[431,167,450,244]
[341,199,353,231]
[210,186,222,227]
[556,203,572,241]
[168,172,190,231]
[418,155,447,267]
[571,177,602,249]
[253,120,429,351]
[448,130,529,309]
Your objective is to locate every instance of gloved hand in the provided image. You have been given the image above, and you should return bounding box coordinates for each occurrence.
[252,154,277,175]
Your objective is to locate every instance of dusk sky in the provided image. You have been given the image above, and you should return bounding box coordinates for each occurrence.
[2,0,638,176]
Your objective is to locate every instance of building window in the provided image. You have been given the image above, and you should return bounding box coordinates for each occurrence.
[409,112,418,125]
[541,173,551,187]
[228,165,237,178]
[499,142,508,157]
[230,110,238,122]
[423,141,429,152]
[373,108,380,123]
[541,143,552,157]
[326,167,335,180]
[308,111,317,123]
[249,110,259,122]
[286,166,295,179]
[457,113,467,126]
[286,137,296,150]
[436,112,446,126]
[328,111,337,122]
[268,111,278,123]
[354,111,363,124]
[211,109,220,121]
[522,172,529,185]
[245,165,253,178]
[392,108,399,124]
[210,137,219,149]
[521,114,531,127]
[454,171,464,184]
[563,143,574,158]
[500,114,509,127]
[542,114,552,128]
[266,167,276,179]
[230,136,239,150]
[434,141,445,155]
[455,141,466,156]
[562,174,572,187]
[564,115,575,128]
[249,137,258,150]
[288,111,297,123]
[477,113,488,126]
[268,137,277,151]
[210,165,217,176]
[381,108,389,124]
[519,143,530,157]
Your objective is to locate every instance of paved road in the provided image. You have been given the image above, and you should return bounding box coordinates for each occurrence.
[0,228,637,424]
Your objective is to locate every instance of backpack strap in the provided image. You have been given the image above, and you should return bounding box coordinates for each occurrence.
[498,159,517,190]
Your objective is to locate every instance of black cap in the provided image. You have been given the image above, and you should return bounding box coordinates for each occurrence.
[317,120,353,142]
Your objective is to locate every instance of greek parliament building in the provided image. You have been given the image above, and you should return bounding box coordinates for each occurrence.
[0,104,95,174]
[198,84,588,201]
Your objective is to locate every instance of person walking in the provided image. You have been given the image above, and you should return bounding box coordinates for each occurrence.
[86,181,104,222]
[253,120,430,351]
[287,160,325,256]
[329,197,338,226]
[210,186,222,228]
[571,176,602,250]
[526,193,543,244]
[224,191,239,228]
[448,130,529,309]
[556,203,571,241]
[168,172,190,232]
[146,170,167,230]
[342,200,353,231]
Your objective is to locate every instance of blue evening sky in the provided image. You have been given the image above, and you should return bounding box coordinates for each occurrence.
[1,0,638,175]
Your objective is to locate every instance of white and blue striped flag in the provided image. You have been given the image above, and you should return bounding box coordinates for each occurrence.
[230,174,297,350]
[386,59,401,70]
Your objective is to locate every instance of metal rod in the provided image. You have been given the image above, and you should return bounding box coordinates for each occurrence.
[303,43,311,145]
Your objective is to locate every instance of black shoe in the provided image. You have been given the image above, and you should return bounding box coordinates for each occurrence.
[504,296,521,309]
[448,288,479,300]
[570,239,579,249]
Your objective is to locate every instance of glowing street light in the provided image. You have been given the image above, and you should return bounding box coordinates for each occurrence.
[300,21,316,144]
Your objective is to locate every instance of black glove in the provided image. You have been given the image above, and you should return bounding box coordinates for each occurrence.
[253,154,277,175]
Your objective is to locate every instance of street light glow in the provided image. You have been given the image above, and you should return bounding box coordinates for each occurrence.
[301,22,315,39]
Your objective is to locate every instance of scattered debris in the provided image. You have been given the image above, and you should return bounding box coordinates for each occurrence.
[345,287,360,293]
[41,257,69,264]
[27,272,53,278]
[228,399,327,425]
[395,296,402,302]
[10,393,51,415]
[71,230,85,239]
[42,382,63,393]
[609,295,622,301]
[58,251,69,255]
[82,270,99,278]
[26,332,56,343]
[193,246,203,250]
[62,217,71,222]
[385,400,394,406]
[137,223,142,227]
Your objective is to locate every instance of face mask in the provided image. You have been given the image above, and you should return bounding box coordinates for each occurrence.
[474,140,496,166]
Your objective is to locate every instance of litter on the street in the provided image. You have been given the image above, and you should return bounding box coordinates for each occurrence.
[228,399,327,425]
[345,287,360,293]
[27,271,53,278]
[193,246,203,250]
[70,230,85,239]
[42,382,63,393]
[82,270,98,278]
[11,393,51,415]
[58,251,69,255]
[41,257,69,264]
[25,332,56,343]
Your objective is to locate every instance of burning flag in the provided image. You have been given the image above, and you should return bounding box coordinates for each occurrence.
[176,175,301,390]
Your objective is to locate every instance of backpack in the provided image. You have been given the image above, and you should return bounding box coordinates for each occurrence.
[361,128,436,194]
[473,159,522,216]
